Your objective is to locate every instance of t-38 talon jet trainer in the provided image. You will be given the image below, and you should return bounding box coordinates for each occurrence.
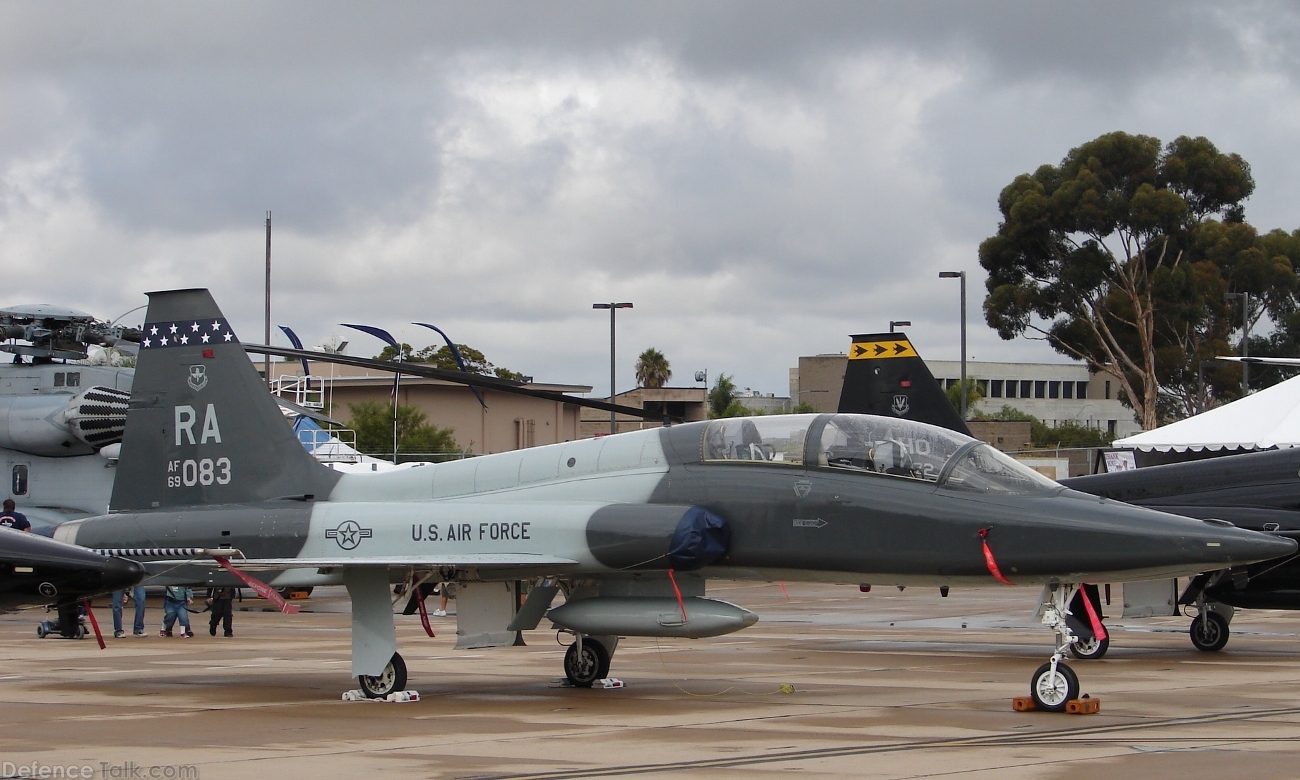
[52,290,1295,711]
[838,332,1300,657]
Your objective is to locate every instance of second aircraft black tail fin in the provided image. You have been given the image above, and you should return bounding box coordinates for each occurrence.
[836,332,972,436]
[111,288,340,512]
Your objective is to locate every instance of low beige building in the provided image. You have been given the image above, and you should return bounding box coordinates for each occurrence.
[267,360,590,455]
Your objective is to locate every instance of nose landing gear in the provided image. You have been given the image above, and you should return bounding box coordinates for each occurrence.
[1031,583,1084,712]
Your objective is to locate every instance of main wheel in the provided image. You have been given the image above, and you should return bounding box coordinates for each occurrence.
[358,652,408,699]
[564,640,610,688]
[1190,611,1230,652]
[1070,634,1110,660]
[1030,661,1080,712]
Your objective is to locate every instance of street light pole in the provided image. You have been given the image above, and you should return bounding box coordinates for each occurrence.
[593,302,633,434]
[264,211,272,388]
[939,271,967,420]
[1224,292,1252,396]
[889,320,911,333]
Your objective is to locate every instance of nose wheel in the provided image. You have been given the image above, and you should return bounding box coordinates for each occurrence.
[358,652,408,699]
[1190,610,1230,652]
[1030,660,1080,712]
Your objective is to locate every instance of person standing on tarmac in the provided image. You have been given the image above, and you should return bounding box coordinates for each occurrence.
[160,585,194,637]
[112,585,147,638]
[207,587,235,637]
[0,499,31,531]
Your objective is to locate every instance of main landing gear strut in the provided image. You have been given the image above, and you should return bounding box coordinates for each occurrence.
[1031,583,1083,712]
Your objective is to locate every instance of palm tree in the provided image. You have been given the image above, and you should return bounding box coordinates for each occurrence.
[635,348,672,388]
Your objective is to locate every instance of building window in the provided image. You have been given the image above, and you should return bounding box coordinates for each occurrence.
[1021,380,1032,398]
[1062,381,1073,399]
[1035,381,1046,399]
[990,380,1003,398]
[1049,381,1060,399]
[514,419,536,449]
[1005,380,1016,398]
[1077,381,1089,399]
[977,379,988,396]
[1108,420,1117,436]
[1105,381,1111,400]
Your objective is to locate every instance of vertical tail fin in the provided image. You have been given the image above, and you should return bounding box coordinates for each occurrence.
[110,289,339,511]
[836,332,972,436]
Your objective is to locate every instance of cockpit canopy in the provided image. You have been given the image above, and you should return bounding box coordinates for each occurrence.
[700,413,1060,495]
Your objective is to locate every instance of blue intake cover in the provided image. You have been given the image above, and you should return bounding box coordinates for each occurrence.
[667,507,730,571]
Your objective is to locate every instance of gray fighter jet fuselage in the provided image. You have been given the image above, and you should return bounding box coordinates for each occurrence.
[52,290,1297,710]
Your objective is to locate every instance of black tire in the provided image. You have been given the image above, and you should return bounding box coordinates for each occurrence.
[36,624,47,638]
[564,640,610,688]
[1030,661,1080,712]
[1190,611,1230,652]
[358,652,408,699]
[1070,634,1110,660]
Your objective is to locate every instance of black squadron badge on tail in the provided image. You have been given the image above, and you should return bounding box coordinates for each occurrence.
[837,332,971,436]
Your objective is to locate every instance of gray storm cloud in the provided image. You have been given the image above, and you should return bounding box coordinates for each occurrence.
[1,1,1298,396]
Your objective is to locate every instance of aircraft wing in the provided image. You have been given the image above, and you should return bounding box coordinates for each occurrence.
[140,553,580,570]
[1218,355,1300,367]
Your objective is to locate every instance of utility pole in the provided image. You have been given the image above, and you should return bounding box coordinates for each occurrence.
[264,211,272,388]
[939,271,967,420]
[592,302,633,435]
[1224,292,1252,396]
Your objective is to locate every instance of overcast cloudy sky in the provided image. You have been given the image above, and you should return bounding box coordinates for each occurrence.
[2,2,1299,396]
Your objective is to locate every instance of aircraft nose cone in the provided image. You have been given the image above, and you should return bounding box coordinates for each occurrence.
[1220,525,1298,562]
[100,556,145,592]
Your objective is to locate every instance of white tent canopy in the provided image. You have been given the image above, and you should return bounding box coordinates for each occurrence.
[1114,374,1300,452]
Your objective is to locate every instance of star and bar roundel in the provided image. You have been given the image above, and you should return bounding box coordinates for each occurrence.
[849,338,918,360]
[139,319,238,349]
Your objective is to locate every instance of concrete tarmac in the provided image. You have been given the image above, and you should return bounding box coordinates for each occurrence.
[3,581,1300,779]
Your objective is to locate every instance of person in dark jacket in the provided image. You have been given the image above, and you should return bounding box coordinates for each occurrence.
[208,587,236,637]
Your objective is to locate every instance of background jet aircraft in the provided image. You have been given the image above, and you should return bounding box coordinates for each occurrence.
[52,290,1293,712]
[0,527,144,639]
[837,333,972,436]
[1063,448,1300,651]
[838,331,1300,655]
